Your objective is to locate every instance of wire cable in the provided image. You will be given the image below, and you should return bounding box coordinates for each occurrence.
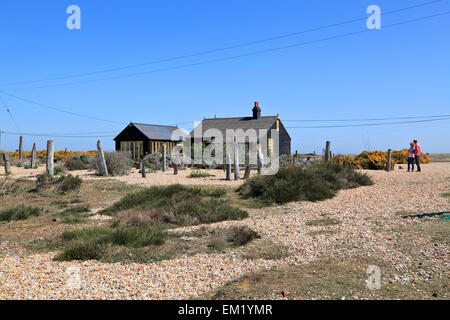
[285,116,450,128]
[0,94,21,131]
[8,10,450,91]
[283,114,450,122]
[1,0,444,87]
[0,90,126,125]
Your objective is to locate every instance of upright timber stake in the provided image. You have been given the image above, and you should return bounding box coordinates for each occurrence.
[30,143,36,169]
[140,162,146,178]
[386,149,392,172]
[97,140,108,176]
[233,140,240,181]
[19,136,23,160]
[324,141,331,162]
[46,140,54,176]
[162,145,167,172]
[226,153,231,181]
[3,153,11,176]
[243,165,251,180]
[173,163,178,175]
[257,149,263,175]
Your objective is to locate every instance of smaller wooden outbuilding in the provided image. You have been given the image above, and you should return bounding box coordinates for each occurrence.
[113,122,185,159]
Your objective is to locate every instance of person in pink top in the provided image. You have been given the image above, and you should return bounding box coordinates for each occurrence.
[413,139,421,172]
[407,142,415,172]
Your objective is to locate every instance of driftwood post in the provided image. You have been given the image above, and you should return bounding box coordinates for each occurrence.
[46,140,54,176]
[243,165,251,179]
[162,145,167,172]
[3,153,11,176]
[30,143,36,169]
[19,136,23,160]
[97,140,108,176]
[386,149,392,172]
[226,153,231,181]
[257,149,263,175]
[324,141,331,162]
[173,163,178,175]
[233,140,240,181]
[140,162,146,178]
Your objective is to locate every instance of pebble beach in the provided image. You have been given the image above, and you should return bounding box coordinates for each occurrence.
[0,163,449,299]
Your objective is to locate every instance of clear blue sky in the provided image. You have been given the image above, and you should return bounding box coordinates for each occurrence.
[0,0,449,154]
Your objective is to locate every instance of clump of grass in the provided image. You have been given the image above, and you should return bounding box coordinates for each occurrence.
[238,162,373,205]
[209,225,259,251]
[36,173,82,193]
[190,170,210,178]
[0,204,42,222]
[56,205,91,224]
[241,239,291,260]
[100,184,248,227]
[305,218,341,227]
[93,151,132,176]
[54,225,169,261]
[441,193,450,198]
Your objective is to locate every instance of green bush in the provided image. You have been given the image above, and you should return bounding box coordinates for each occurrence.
[55,225,168,261]
[0,204,42,222]
[36,173,82,193]
[238,162,373,204]
[190,170,210,178]
[100,184,248,227]
[93,152,131,176]
[65,156,90,171]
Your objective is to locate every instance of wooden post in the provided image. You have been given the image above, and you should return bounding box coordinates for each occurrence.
[140,162,146,178]
[3,153,11,176]
[324,141,331,162]
[30,143,36,169]
[173,163,178,175]
[386,149,392,172]
[226,153,231,181]
[257,149,263,175]
[162,145,167,172]
[234,140,240,181]
[243,165,251,179]
[97,140,108,176]
[46,140,54,176]
[18,136,23,160]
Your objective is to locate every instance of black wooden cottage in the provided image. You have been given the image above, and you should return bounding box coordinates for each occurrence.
[191,102,291,156]
[114,122,186,159]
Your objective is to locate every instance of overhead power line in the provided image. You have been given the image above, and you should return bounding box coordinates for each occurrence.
[283,114,450,122]
[285,116,450,128]
[1,131,116,138]
[1,0,444,88]
[0,90,126,125]
[8,10,450,91]
[0,94,21,131]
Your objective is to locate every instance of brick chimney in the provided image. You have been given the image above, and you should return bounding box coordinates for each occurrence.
[252,101,261,119]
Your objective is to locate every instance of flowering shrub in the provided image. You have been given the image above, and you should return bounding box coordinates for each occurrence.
[330,149,430,170]
[8,150,97,161]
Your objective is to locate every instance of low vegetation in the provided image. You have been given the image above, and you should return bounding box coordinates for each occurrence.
[51,184,252,262]
[93,151,132,176]
[189,170,211,178]
[238,162,373,205]
[0,204,42,222]
[36,173,82,193]
[100,184,248,226]
[330,150,431,170]
[305,218,341,227]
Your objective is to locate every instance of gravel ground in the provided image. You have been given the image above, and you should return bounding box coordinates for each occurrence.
[0,163,448,299]
[6,166,254,187]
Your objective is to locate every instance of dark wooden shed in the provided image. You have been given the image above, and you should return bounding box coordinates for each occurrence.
[113,123,186,159]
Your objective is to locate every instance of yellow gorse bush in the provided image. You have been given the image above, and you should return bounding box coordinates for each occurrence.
[331,149,430,170]
[7,150,97,160]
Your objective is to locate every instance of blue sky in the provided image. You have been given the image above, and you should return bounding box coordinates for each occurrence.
[0,0,449,154]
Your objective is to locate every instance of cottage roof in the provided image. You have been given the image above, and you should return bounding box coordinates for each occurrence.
[114,123,186,141]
